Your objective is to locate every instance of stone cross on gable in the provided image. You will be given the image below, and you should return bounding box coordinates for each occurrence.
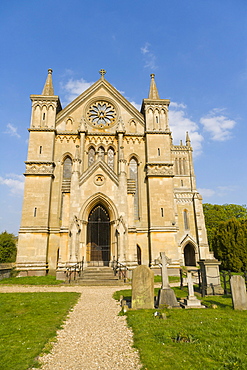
[99,69,106,77]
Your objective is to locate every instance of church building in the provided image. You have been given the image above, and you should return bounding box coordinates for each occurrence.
[16,69,214,278]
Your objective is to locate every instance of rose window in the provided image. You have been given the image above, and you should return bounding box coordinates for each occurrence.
[87,101,116,128]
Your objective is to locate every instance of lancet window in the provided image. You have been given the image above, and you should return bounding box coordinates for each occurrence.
[184,210,189,230]
[63,157,72,179]
[107,147,114,170]
[98,146,105,161]
[88,147,96,167]
[129,157,139,219]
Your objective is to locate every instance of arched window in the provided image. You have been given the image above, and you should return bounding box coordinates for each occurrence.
[98,146,105,161]
[107,147,114,170]
[88,147,95,167]
[137,245,141,265]
[184,210,189,230]
[129,157,139,219]
[63,157,72,179]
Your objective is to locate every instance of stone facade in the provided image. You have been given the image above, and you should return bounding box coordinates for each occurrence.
[16,69,214,277]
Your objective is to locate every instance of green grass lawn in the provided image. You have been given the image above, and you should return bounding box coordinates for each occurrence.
[114,289,247,370]
[154,275,180,283]
[0,292,80,370]
[0,275,64,285]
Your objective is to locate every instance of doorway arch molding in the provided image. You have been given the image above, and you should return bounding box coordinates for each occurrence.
[180,235,199,265]
[79,192,119,223]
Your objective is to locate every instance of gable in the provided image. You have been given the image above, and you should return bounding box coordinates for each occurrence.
[55,78,144,135]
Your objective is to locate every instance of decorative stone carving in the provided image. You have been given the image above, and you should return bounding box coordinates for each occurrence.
[125,136,143,144]
[87,100,117,128]
[86,135,115,146]
[146,163,173,177]
[55,135,79,143]
[25,162,55,176]
[94,174,105,186]
[175,192,193,203]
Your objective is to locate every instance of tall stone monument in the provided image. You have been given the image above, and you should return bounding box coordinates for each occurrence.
[132,265,154,309]
[157,252,180,308]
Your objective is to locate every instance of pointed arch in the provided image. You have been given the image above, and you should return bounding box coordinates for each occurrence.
[98,146,105,161]
[129,157,139,219]
[88,146,96,166]
[63,156,72,179]
[87,204,110,265]
[137,245,142,265]
[180,235,198,266]
[107,147,115,170]
[80,192,119,223]
[184,244,196,266]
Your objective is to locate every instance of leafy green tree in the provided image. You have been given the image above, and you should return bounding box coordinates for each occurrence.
[212,218,247,272]
[203,203,247,249]
[0,231,17,263]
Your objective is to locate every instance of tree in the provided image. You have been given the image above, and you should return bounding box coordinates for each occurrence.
[0,231,17,263]
[212,218,247,272]
[203,203,247,249]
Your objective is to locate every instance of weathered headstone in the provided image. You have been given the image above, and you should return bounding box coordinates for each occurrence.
[132,265,154,309]
[181,271,205,308]
[157,252,180,308]
[230,275,247,310]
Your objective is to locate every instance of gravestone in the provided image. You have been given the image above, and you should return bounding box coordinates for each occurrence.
[132,265,154,309]
[230,275,247,310]
[181,271,205,308]
[157,252,180,308]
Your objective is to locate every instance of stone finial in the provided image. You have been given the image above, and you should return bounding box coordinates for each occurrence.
[148,73,160,99]
[99,69,106,79]
[42,69,54,96]
[186,131,191,146]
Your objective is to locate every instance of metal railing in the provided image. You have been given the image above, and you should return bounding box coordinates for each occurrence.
[221,270,247,295]
[112,257,128,282]
[179,268,247,296]
[66,258,84,283]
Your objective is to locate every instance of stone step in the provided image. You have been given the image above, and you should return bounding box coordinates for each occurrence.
[83,267,113,271]
[81,276,118,281]
[76,279,125,286]
[76,266,122,286]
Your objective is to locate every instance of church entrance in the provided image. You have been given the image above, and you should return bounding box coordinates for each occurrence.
[184,243,196,266]
[86,204,110,266]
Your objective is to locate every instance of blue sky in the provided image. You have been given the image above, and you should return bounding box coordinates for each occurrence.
[0,0,246,235]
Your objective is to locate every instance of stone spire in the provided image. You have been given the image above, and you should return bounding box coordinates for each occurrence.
[186,131,191,146]
[148,73,160,99]
[42,69,54,96]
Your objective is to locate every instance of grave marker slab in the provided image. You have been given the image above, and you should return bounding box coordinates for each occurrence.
[230,275,247,310]
[132,265,154,309]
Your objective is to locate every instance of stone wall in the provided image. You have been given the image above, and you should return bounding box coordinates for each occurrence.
[0,263,15,280]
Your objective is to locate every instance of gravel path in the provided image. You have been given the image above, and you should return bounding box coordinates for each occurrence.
[0,285,142,370]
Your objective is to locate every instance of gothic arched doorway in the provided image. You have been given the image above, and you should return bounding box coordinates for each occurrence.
[184,244,196,266]
[87,204,110,266]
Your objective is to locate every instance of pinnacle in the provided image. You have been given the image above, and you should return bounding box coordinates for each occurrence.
[148,73,160,99]
[42,68,54,96]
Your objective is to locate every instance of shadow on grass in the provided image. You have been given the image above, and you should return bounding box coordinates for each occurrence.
[202,295,232,309]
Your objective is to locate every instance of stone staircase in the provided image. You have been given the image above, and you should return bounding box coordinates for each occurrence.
[77,266,125,286]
